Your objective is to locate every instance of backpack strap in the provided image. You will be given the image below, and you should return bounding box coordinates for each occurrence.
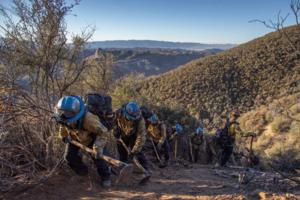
[75,110,87,130]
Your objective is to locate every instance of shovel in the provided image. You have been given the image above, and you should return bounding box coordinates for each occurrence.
[69,140,133,183]
[117,138,151,184]
[150,138,167,168]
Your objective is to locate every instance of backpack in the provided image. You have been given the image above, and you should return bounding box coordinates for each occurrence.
[141,106,153,119]
[84,93,114,130]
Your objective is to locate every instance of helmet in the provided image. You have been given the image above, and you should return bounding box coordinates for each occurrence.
[175,123,183,134]
[196,127,204,135]
[55,96,86,123]
[123,102,141,121]
[148,113,158,124]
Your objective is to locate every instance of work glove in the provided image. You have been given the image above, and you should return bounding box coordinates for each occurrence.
[93,139,105,159]
[62,135,72,143]
[95,148,103,159]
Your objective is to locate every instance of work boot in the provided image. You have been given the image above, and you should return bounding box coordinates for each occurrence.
[101,178,111,188]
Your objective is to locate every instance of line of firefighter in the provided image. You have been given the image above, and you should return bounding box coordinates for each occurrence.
[53,95,257,188]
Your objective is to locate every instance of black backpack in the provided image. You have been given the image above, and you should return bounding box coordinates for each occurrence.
[84,93,114,130]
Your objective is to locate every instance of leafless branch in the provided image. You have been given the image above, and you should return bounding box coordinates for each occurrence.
[249,1,300,56]
[291,0,300,25]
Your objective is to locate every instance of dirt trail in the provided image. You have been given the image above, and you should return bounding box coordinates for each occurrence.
[2,163,300,200]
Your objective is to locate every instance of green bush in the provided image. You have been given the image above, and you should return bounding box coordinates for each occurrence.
[109,73,147,109]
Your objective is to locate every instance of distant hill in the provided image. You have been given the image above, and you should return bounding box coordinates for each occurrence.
[137,25,300,117]
[84,48,222,79]
[86,40,236,51]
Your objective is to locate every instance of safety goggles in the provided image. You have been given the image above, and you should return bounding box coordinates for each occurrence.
[57,109,76,119]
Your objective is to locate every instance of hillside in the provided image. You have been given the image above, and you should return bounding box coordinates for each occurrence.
[238,91,300,172]
[137,25,300,117]
[87,40,236,51]
[84,48,221,79]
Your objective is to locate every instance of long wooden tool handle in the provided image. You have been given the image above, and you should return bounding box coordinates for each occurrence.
[118,138,148,173]
[249,136,254,152]
[118,138,131,154]
[150,138,163,164]
[174,138,178,160]
[189,137,194,162]
[133,157,148,174]
[69,140,127,168]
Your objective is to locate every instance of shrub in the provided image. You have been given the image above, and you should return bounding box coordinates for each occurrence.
[109,73,147,109]
[270,116,292,134]
[264,142,300,172]
[239,93,300,172]
[289,103,300,115]
[239,107,268,133]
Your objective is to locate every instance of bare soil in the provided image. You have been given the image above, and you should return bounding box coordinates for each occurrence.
[2,163,299,200]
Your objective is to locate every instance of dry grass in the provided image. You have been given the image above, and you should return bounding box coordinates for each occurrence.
[289,103,300,115]
[270,116,292,134]
[239,92,300,172]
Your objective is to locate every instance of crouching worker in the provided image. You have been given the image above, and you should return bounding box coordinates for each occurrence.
[114,102,151,182]
[54,96,111,187]
[141,108,170,167]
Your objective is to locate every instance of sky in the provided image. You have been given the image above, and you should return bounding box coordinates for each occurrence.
[1,0,297,44]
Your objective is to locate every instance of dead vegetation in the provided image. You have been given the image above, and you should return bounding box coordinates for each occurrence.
[0,0,100,192]
[239,92,300,173]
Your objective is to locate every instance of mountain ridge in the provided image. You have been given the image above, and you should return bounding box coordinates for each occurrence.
[87,40,236,51]
[83,48,222,79]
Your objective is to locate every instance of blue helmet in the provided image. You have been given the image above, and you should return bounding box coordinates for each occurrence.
[148,113,158,124]
[55,96,86,123]
[175,123,183,134]
[196,127,204,135]
[123,102,141,121]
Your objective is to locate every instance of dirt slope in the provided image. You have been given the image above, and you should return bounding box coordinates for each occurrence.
[3,163,299,200]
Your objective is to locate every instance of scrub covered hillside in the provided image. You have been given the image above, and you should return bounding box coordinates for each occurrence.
[138,26,300,117]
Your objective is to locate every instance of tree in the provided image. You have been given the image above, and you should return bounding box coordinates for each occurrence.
[250,0,300,56]
[0,0,94,108]
[80,48,114,93]
[0,0,94,192]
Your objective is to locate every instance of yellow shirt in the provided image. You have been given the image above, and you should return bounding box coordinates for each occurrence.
[115,111,146,153]
[147,123,167,145]
[58,111,108,149]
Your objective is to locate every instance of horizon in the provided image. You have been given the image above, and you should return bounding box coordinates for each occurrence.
[88,39,236,45]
